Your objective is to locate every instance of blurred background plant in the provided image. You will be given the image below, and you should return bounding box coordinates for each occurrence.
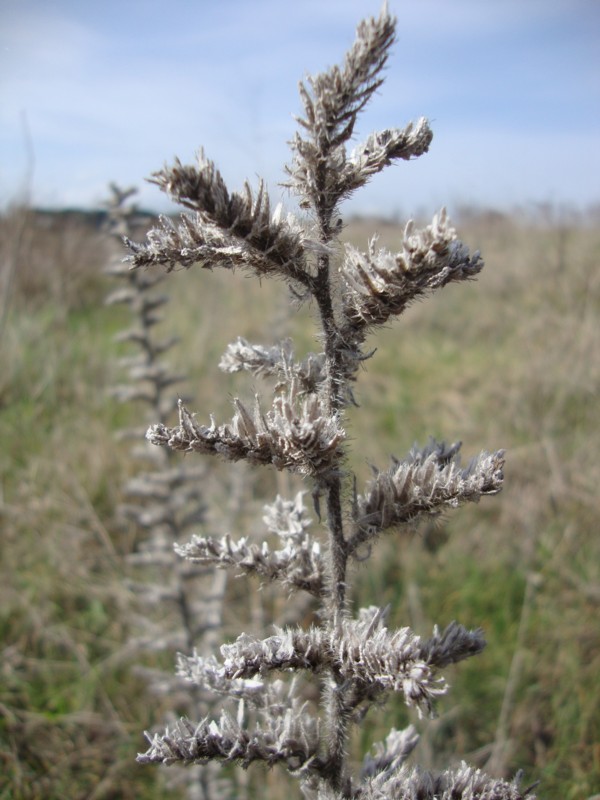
[104,183,237,800]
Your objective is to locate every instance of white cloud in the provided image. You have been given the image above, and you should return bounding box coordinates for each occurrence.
[1,0,598,211]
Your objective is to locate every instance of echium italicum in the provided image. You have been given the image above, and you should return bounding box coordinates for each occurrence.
[125,5,538,799]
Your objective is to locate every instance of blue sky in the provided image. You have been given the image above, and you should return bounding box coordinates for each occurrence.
[1,0,599,216]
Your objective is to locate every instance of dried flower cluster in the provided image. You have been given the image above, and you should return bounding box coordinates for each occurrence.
[349,440,505,554]
[177,492,325,596]
[147,386,345,476]
[340,210,483,333]
[125,5,539,799]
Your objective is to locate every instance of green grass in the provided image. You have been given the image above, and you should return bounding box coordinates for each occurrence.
[1,207,599,797]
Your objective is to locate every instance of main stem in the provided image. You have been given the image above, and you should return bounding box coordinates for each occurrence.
[324,474,350,797]
[315,215,352,796]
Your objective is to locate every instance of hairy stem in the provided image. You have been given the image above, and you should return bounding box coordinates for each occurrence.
[324,475,350,794]
[325,475,347,621]
[314,215,352,793]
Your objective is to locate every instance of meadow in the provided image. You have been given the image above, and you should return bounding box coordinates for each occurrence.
[0,203,598,798]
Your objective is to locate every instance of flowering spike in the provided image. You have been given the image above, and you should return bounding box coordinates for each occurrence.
[121,4,537,798]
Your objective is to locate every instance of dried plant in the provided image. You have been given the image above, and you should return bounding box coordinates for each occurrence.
[125,6,538,799]
[106,185,234,800]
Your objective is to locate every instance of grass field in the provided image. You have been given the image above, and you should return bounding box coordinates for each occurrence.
[1,204,599,798]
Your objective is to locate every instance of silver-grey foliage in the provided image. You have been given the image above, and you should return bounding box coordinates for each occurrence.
[126,5,537,799]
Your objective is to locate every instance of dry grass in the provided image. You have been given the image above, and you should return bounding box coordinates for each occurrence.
[0,204,599,798]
